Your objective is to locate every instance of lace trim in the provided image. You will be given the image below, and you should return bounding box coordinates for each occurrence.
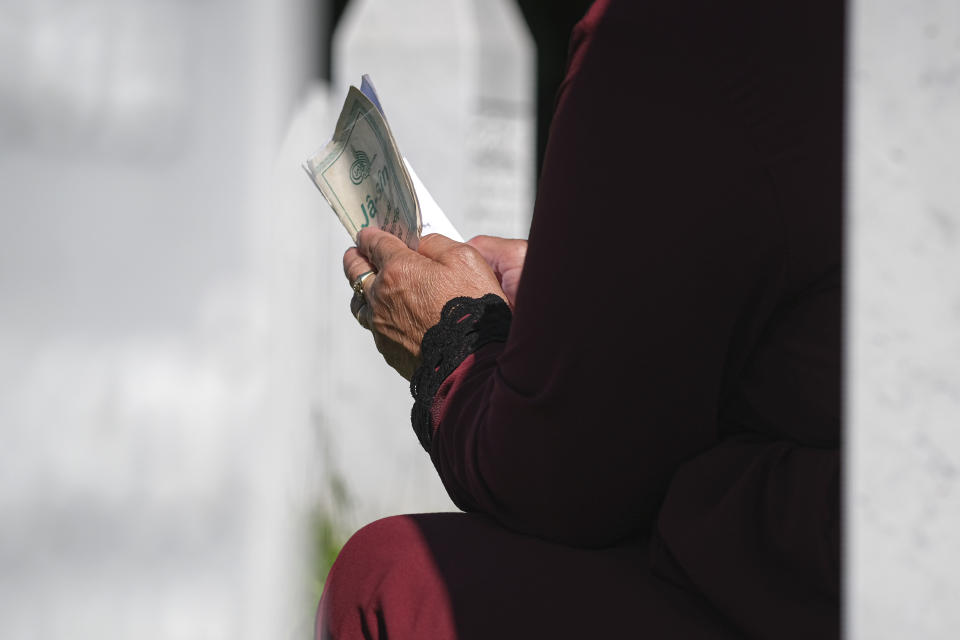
[410,294,512,452]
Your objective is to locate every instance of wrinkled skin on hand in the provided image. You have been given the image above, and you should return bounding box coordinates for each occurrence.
[343,228,519,380]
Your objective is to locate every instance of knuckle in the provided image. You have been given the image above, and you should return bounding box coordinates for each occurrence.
[451,245,483,270]
[379,256,413,287]
[372,233,394,258]
[364,281,381,308]
[447,244,469,261]
[376,261,396,288]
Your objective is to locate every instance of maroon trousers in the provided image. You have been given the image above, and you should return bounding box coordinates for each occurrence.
[319,513,741,639]
[319,0,843,637]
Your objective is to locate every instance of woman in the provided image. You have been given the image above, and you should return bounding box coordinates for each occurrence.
[320,0,842,637]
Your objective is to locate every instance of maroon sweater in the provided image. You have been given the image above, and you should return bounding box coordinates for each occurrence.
[423,1,842,636]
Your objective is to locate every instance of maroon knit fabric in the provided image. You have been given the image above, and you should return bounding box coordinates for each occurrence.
[319,0,842,637]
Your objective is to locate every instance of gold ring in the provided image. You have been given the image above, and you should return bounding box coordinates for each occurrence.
[351,270,375,299]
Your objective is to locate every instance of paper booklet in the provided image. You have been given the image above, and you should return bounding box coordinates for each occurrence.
[303,75,463,249]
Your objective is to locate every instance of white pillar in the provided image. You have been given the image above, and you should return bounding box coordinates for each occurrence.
[848,1,960,638]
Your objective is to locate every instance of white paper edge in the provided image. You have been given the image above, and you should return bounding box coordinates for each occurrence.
[403,157,464,243]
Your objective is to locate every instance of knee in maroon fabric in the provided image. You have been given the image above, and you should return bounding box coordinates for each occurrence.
[316,515,457,640]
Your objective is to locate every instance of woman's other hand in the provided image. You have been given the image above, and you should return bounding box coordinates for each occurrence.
[343,229,507,380]
[466,236,528,308]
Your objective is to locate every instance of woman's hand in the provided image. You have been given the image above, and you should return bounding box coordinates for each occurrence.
[343,228,507,380]
[466,236,527,308]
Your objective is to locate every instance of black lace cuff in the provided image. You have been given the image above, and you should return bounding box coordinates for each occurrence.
[410,294,512,452]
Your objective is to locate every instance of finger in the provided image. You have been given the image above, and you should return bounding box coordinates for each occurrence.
[356,300,373,331]
[343,246,376,284]
[466,235,501,267]
[418,233,464,261]
[357,227,410,270]
[350,291,372,328]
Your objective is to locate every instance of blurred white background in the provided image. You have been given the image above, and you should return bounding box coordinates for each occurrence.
[2,0,959,638]
[0,0,534,637]
[1,0,322,637]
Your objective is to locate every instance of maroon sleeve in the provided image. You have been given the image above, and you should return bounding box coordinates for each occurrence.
[652,440,840,638]
[425,0,842,571]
